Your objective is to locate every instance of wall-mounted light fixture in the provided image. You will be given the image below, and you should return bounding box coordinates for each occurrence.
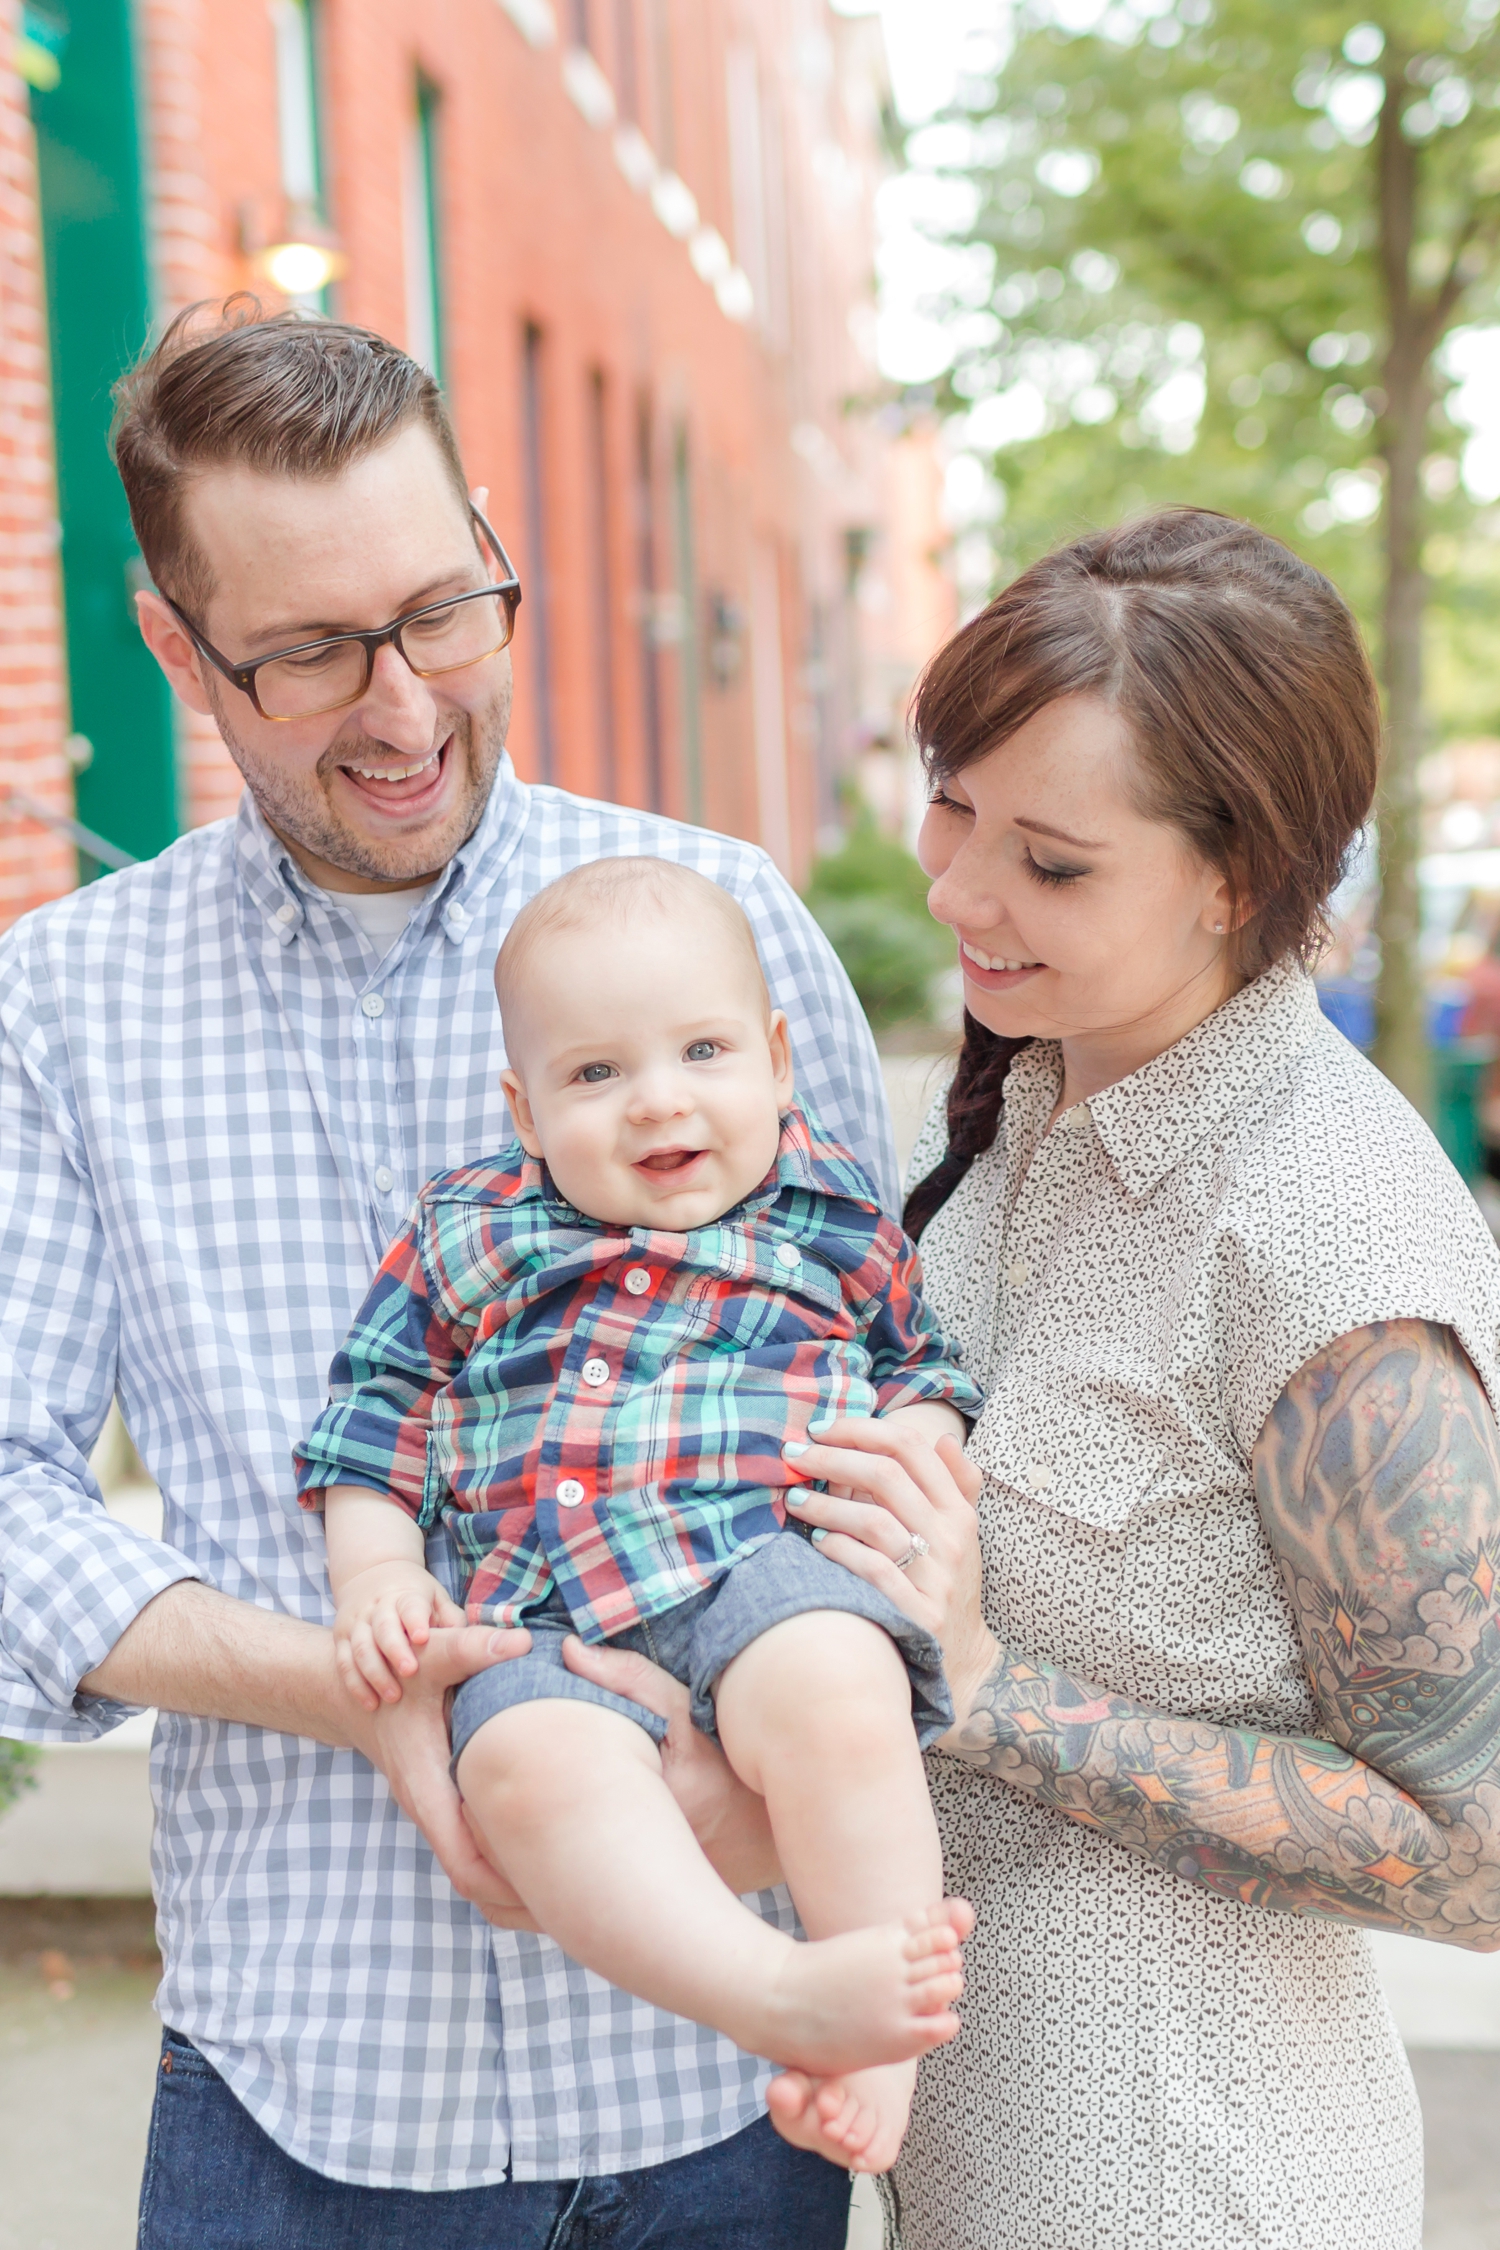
[255,238,347,296]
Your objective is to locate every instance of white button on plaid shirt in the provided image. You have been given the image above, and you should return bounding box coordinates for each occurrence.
[0,761,896,2190]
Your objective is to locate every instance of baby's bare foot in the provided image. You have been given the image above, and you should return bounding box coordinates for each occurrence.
[808,2060,919,2175]
[755,1898,971,2075]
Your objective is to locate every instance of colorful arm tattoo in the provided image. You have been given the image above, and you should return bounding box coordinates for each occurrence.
[946,1320,1500,1946]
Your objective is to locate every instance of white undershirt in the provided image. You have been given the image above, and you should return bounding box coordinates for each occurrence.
[320,880,439,956]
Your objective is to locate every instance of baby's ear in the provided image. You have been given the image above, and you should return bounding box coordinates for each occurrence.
[767,1010,795,1106]
[500,1067,545,1158]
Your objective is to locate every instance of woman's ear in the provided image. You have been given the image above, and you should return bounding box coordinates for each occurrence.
[500,1067,544,1158]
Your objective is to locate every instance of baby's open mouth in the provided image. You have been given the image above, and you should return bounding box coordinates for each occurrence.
[635,1148,706,1175]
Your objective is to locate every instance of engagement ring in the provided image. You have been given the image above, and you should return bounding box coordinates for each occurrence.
[894,1534,930,1572]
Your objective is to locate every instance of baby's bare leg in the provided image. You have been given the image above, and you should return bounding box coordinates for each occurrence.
[713,1611,954,2170]
[455,1696,966,2076]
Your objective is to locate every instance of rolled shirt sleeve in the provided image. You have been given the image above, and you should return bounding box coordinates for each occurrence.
[0,951,197,1740]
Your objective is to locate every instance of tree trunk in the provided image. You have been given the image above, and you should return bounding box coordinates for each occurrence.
[1372,62,1431,1118]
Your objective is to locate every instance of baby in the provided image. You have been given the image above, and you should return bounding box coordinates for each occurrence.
[296,856,983,2169]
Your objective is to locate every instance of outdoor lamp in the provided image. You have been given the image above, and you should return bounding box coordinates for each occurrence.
[256,238,347,296]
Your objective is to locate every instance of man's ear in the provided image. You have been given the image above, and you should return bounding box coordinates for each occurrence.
[500,1067,544,1157]
[767,1010,795,1109]
[135,590,215,718]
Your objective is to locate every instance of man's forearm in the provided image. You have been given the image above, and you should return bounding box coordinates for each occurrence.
[78,1579,358,1747]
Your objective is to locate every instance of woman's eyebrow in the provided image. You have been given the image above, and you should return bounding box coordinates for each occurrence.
[1015,816,1106,850]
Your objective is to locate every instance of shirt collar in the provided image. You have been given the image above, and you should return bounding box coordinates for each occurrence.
[233,752,532,949]
[1006,955,1325,1200]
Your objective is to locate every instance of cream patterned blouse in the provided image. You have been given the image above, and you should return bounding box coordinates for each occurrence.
[889,958,1500,2250]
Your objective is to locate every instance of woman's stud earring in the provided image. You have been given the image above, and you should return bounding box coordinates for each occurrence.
[1213,922,1225,933]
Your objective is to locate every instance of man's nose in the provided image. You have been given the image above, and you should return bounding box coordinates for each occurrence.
[351,641,442,751]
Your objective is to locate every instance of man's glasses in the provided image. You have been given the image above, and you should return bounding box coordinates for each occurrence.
[164,508,522,722]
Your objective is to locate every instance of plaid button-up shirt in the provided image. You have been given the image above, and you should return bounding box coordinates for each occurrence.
[296,1105,981,1637]
[0,762,895,2189]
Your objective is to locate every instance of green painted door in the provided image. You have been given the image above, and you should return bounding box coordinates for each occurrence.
[27,0,176,869]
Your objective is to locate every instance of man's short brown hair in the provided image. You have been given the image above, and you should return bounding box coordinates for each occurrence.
[110,295,470,612]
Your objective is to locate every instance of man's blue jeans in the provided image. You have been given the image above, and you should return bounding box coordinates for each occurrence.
[137,2030,853,2249]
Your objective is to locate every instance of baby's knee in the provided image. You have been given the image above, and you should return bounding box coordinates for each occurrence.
[456,1697,655,1822]
[719,1611,914,1755]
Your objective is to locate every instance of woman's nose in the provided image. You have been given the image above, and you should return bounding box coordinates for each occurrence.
[926,854,1000,935]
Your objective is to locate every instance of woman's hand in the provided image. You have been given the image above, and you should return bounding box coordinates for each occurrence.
[780,1418,999,1731]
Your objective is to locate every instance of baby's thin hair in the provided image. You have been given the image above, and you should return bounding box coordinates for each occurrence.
[495,857,768,1037]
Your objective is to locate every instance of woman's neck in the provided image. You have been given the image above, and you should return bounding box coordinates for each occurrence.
[1052,955,1244,1118]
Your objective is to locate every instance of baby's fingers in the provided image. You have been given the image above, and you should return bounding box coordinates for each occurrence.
[395,1587,443,1651]
[334,1632,382,1714]
[370,1602,421,1679]
[349,1618,406,1703]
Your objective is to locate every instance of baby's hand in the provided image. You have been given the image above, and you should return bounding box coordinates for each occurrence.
[333,1562,467,1711]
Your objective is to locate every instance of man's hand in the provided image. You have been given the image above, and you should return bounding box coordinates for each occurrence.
[561,1636,782,1894]
[350,1623,542,1929]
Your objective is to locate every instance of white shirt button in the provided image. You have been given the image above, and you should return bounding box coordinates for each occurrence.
[1063,1103,1089,1129]
[556,1477,588,1507]
[373,1165,394,1195]
[623,1267,652,1296]
[273,901,297,925]
[581,1357,610,1387]
[1007,1260,1031,1288]
[360,992,385,1019]
[1027,1460,1055,1492]
[446,900,469,927]
[773,1242,801,1268]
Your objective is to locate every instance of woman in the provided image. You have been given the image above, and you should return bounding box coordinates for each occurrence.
[770,510,1500,2248]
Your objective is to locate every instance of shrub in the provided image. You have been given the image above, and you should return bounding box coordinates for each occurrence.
[804,814,951,1032]
[0,1738,39,1818]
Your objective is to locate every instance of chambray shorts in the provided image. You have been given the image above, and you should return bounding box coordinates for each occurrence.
[448,1527,953,1775]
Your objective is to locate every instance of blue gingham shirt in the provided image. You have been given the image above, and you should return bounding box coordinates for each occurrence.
[0,761,896,2189]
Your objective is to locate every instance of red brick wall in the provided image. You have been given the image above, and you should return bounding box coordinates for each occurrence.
[10,0,895,913]
[0,0,72,926]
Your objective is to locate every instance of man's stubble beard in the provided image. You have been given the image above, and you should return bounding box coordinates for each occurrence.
[207,679,510,886]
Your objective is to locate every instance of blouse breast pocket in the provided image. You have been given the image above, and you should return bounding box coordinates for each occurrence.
[967,1369,1201,1533]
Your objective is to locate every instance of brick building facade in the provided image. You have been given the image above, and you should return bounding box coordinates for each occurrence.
[0,0,949,928]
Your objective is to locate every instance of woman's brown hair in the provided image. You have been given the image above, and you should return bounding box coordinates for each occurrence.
[903,508,1381,1241]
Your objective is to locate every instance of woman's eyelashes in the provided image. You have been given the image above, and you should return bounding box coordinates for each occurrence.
[1023,850,1085,888]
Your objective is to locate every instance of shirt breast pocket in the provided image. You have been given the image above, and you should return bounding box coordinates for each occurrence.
[967,1373,1186,1532]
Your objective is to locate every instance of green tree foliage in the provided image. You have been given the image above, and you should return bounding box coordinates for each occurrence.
[0,1738,39,1818]
[805,813,952,1030]
[915,0,1500,1110]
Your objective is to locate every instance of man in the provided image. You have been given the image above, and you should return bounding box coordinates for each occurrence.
[0,306,895,2245]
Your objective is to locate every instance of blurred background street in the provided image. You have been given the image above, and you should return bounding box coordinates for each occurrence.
[8,0,1500,2242]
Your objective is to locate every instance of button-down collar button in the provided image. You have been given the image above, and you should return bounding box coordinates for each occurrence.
[360,992,385,1019]
[373,1166,395,1195]
[447,900,469,925]
[623,1267,653,1296]
[273,901,297,925]
[773,1242,801,1268]
[1007,1260,1031,1288]
[581,1357,610,1387]
[1027,1460,1054,1492]
[556,1477,588,1507]
[1063,1103,1090,1129]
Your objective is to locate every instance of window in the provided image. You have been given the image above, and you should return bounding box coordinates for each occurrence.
[403,77,444,379]
[634,397,663,812]
[587,371,619,801]
[569,0,590,46]
[670,422,703,824]
[613,0,638,122]
[271,0,322,210]
[521,325,558,782]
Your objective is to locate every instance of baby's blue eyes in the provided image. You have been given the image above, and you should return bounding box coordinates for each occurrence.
[684,1041,718,1063]
[577,1063,616,1084]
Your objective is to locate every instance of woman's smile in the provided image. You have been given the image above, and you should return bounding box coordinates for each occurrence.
[959,939,1043,991]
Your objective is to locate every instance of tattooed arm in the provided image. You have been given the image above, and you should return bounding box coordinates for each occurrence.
[782,1324,1500,1946]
